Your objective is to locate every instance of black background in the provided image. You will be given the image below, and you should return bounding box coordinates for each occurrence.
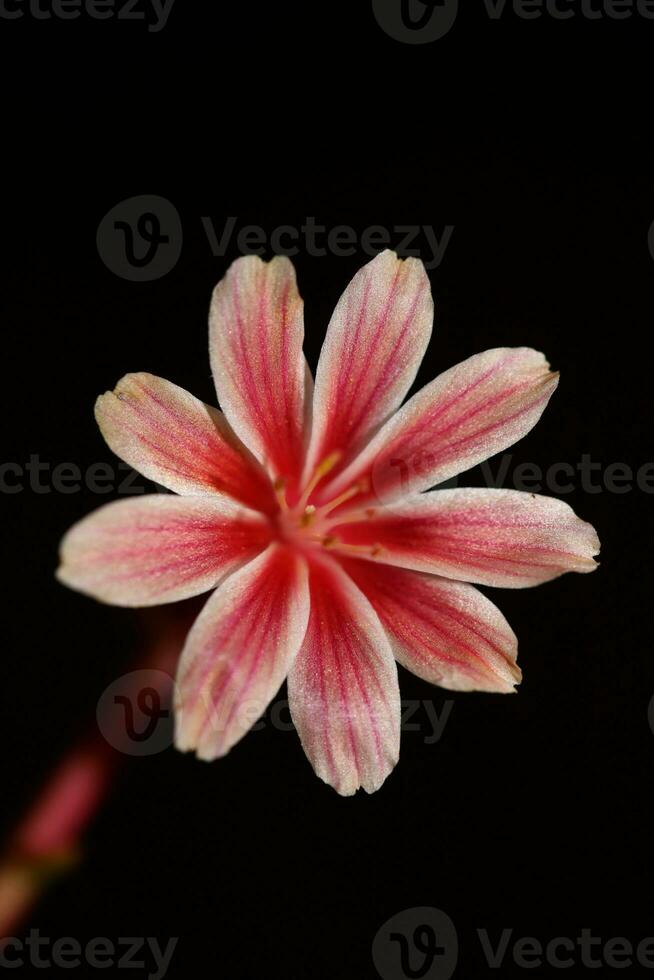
[1,2,653,977]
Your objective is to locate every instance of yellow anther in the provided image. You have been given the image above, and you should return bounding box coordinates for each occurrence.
[315,451,343,480]
[297,451,344,509]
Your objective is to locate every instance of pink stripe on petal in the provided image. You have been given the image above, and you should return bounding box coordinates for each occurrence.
[341,559,521,693]
[332,489,600,588]
[303,250,433,485]
[56,495,271,606]
[287,555,400,796]
[209,256,310,486]
[321,348,559,506]
[174,545,310,760]
[95,373,276,513]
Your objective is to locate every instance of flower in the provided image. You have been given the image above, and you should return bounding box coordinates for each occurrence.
[57,250,600,795]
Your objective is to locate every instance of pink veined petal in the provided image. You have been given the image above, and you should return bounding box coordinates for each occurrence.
[332,489,600,588]
[56,495,272,607]
[303,250,433,486]
[287,554,400,796]
[319,347,559,507]
[95,373,277,513]
[174,544,310,760]
[340,558,521,693]
[209,255,310,487]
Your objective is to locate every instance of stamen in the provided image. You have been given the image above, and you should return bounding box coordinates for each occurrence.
[299,505,316,528]
[320,477,371,518]
[320,507,377,528]
[273,477,287,510]
[304,534,336,548]
[297,451,343,509]
[313,537,383,558]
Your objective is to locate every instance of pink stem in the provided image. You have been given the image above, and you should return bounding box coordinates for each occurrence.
[0,605,195,939]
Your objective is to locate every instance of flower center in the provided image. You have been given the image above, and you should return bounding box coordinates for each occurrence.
[271,453,381,558]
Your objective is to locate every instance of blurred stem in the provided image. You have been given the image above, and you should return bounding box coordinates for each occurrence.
[0,603,195,940]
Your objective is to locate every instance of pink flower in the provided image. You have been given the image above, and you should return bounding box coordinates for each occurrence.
[57,251,599,795]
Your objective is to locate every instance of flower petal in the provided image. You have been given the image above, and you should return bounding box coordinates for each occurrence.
[333,489,600,588]
[341,558,521,693]
[95,373,276,513]
[321,348,558,506]
[304,250,433,485]
[209,256,310,485]
[57,495,271,607]
[174,544,310,759]
[287,555,400,796]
